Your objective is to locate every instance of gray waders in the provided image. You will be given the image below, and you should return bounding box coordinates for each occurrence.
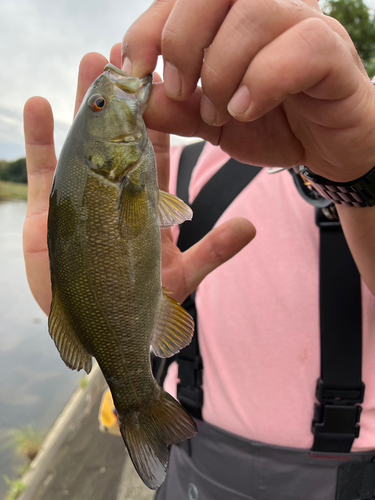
[151,142,375,500]
[155,422,375,500]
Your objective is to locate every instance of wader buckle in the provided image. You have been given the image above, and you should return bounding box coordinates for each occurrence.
[316,379,365,406]
[312,380,365,450]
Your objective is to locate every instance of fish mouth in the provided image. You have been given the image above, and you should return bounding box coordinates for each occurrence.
[104,64,153,95]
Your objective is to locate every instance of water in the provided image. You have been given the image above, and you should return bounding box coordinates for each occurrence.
[0,201,80,497]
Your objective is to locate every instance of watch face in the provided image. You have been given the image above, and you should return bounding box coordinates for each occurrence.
[291,168,334,208]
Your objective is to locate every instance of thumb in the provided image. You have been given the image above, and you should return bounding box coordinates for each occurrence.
[182,217,256,298]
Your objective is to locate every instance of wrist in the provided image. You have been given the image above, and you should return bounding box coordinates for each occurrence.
[299,165,375,208]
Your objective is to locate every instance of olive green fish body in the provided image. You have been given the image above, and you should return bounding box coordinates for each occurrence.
[47,66,197,489]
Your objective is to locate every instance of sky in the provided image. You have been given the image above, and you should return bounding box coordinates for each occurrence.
[0,0,166,161]
[1,0,375,162]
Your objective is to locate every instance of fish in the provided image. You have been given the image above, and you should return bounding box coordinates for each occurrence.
[47,64,197,489]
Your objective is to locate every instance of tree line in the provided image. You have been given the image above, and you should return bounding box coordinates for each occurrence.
[0,158,27,184]
[323,0,375,78]
[1,0,375,187]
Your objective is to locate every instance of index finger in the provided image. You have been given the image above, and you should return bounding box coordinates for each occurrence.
[122,0,175,78]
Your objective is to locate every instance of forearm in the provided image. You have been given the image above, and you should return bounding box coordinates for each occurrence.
[337,204,375,296]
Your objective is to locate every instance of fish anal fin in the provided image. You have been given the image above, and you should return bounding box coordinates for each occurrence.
[48,290,92,374]
[151,288,194,358]
[157,190,193,229]
[118,388,197,489]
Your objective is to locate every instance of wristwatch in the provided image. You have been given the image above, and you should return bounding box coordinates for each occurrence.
[298,165,375,208]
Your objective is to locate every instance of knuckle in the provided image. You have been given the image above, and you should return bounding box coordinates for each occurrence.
[161,25,184,60]
[201,62,223,102]
[292,17,336,56]
[323,15,364,67]
[298,17,331,43]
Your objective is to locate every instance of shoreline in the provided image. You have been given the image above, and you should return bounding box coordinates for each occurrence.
[0,181,27,201]
[17,364,105,500]
[0,180,27,201]
[16,362,154,500]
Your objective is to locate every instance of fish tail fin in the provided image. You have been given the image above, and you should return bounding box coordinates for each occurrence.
[118,388,197,490]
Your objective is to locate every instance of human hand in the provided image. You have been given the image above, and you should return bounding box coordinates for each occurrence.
[123,0,375,182]
[23,44,255,315]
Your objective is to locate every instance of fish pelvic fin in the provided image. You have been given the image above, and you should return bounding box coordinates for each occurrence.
[118,388,197,490]
[151,288,194,358]
[157,190,193,229]
[49,289,92,374]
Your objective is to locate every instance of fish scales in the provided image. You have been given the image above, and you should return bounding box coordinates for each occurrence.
[47,64,197,489]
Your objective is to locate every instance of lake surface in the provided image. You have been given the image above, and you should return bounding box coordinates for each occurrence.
[0,201,80,497]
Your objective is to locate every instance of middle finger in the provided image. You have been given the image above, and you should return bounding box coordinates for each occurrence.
[161,0,231,100]
[200,0,322,125]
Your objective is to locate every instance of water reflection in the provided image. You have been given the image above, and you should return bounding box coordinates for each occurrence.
[0,201,80,496]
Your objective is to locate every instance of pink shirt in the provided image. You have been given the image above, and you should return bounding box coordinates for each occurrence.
[165,142,375,451]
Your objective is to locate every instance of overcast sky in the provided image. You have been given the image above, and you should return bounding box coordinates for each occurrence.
[0,0,160,161]
[1,0,375,161]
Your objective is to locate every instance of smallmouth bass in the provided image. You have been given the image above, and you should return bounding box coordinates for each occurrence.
[47,64,197,489]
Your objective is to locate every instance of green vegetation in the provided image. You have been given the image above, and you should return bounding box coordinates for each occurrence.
[9,425,45,461]
[0,158,27,184]
[323,0,375,77]
[3,477,26,500]
[2,425,45,500]
[79,376,89,390]
[0,181,28,201]
[17,461,31,477]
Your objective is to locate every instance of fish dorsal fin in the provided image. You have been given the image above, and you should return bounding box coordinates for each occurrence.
[157,190,193,229]
[151,288,194,358]
[49,290,92,374]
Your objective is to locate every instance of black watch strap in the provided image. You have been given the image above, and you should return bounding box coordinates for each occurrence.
[299,165,375,208]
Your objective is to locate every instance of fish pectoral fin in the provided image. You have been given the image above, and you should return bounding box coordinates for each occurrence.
[49,290,92,374]
[151,288,194,358]
[157,190,193,229]
[118,387,197,490]
[118,176,146,239]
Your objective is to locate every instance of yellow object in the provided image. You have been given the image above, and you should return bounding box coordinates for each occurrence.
[98,388,121,436]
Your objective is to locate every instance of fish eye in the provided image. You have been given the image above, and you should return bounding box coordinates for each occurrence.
[89,95,107,112]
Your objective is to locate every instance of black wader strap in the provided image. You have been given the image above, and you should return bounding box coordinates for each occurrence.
[158,145,365,455]
[176,142,261,419]
[176,141,205,204]
[312,208,364,453]
[151,142,206,388]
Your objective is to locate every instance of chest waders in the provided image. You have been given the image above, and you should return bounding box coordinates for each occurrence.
[153,142,375,500]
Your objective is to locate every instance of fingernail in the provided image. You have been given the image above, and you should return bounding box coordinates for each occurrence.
[200,94,217,126]
[163,62,181,98]
[122,57,132,75]
[228,85,251,117]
